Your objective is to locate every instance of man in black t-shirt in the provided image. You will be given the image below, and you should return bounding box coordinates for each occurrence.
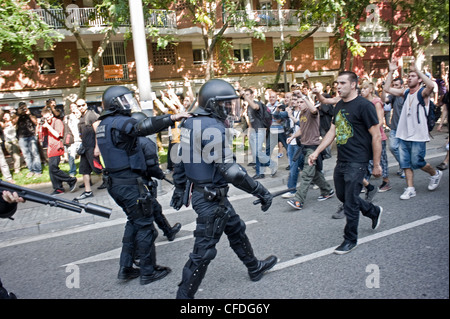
[308,71,384,255]
[13,102,43,177]
[75,99,104,200]
[244,88,278,179]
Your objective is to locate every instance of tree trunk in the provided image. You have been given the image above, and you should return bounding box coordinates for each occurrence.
[339,41,348,72]
[272,26,320,89]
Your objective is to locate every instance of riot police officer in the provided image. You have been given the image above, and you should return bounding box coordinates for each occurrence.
[96,86,188,285]
[131,111,181,242]
[171,79,277,299]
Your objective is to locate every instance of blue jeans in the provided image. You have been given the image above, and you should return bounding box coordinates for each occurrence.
[333,161,379,244]
[18,136,42,174]
[249,129,272,175]
[389,129,401,165]
[287,144,303,191]
[398,139,427,170]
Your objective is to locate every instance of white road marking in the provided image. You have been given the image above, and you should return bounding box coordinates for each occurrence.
[0,218,127,249]
[62,216,441,268]
[270,215,442,272]
[61,220,258,266]
[0,184,281,249]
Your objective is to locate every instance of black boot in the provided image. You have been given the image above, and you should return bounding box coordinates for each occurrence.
[248,255,277,282]
[140,267,171,285]
[155,213,182,241]
[166,222,182,241]
[117,266,140,280]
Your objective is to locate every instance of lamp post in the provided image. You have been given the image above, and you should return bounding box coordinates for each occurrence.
[129,0,153,114]
[278,4,288,92]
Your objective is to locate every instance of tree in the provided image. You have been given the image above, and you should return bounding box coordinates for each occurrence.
[36,0,174,101]
[271,0,370,89]
[181,0,266,81]
[333,0,371,72]
[0,0,63,68]
[387,0,449,66]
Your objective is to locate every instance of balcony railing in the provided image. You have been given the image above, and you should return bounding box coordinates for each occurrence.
[225,10,335,29]
[32,8,177,29]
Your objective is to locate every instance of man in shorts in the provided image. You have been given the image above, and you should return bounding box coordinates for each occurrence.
[75,99,103,200]
[383,57,443,199]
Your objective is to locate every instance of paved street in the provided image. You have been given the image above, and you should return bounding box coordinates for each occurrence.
[0,130,448,303]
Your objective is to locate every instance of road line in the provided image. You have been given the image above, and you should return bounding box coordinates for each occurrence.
[270,215,442,272]
[0,183,283,248]
[0,218,127,249]
[61,220,258,266]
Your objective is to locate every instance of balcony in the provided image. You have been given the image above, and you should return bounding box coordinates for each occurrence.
[225,9,335,30]
[32,8,177,30]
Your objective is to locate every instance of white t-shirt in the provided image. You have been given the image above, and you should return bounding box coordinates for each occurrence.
[289,110,301,145]
[396,89,430,142]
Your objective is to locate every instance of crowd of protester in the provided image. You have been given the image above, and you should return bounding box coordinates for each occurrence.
[0,60,448,203]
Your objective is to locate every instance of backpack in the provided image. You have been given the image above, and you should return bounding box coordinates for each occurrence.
[403,87,436,132]
[259,103,272,129]
[62,120,74,146]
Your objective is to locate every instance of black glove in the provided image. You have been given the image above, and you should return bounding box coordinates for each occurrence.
[252,182,273,212]
[146,165,165,180]
[170,187,184,211]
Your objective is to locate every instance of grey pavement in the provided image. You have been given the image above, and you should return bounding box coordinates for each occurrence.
[1,128,448,242]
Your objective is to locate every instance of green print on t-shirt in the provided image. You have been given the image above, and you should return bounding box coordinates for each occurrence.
[335,109,353,145]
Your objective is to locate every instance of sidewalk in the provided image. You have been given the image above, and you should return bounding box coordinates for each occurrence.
[1,128,448,241]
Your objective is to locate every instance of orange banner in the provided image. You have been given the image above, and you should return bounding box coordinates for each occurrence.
[103,64,124,79]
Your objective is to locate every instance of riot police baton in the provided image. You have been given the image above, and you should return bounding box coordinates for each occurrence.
[252,188,297,205]
[0,179,112,219]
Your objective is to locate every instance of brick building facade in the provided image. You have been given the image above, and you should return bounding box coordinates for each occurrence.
[0,0,447,110]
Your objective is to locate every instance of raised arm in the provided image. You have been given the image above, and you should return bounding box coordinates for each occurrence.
[383,57,405,97]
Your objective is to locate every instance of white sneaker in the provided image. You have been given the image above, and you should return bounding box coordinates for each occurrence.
[400,187,416,200]
[428,170,442,191]
[282,192,295,199]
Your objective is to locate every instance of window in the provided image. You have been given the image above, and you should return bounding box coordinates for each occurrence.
[193,47,207,65]
[273,41,291,62]
[103,42,127,65]
[314,39,330,60]
[38,54,55,74]
[233,44,252,63]
[259,1,272,11]
[102,41,128,81]
[152,43,176,66]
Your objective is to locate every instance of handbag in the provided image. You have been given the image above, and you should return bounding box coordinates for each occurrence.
[76,144,86,155]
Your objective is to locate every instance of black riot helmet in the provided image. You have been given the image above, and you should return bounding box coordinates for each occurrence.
[190,79,240,123]
[101,86,141,117]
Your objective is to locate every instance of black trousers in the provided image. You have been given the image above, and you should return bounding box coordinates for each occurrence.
[107,183,158,276]
[177,190,258,299]
[333,161,378,243]
[48,156,73,191]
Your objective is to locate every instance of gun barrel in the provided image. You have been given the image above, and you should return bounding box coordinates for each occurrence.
[1,179,111,219]
[83,203,112,219]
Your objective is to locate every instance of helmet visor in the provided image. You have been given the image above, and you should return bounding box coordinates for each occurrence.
[217,97,241,123]
[116,93,141,113]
